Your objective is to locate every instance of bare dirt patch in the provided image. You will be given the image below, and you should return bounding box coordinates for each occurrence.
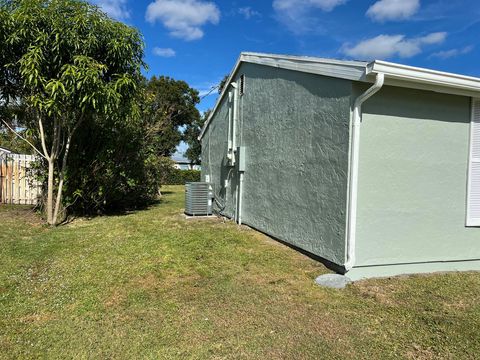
[406,344,436,360]
[351,281,400,306]
[19,312,56,324]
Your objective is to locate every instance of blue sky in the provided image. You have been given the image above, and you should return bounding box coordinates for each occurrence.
[91,0,480,154]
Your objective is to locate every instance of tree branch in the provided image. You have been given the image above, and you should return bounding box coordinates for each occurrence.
[38,117,51,161]
[51,115,60,158]
[1,118,47,159]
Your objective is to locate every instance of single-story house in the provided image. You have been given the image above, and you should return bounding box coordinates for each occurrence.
[171,154,201,171]
[199,52,480,280]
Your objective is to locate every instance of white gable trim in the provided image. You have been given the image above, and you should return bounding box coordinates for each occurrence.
[241,53,368,82]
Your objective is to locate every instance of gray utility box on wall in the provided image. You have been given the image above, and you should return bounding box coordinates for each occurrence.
[185,182,214,216]
[236,146,246,172]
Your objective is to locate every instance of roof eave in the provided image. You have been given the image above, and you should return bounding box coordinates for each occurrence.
[368,60,480,97]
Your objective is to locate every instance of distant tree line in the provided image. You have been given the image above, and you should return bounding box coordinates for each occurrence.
[0,0,203,224]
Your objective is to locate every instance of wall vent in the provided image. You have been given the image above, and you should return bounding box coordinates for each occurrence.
[239,74,245,95]
[185,182,213,216]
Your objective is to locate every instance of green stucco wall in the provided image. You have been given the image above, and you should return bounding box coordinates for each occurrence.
[202,63,351,266]
[355,84,480,269]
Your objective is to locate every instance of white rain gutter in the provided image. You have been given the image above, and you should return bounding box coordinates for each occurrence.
[345,72,385,271]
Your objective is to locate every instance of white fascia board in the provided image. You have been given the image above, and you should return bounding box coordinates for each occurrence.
[368,60,480,97]
[198,53,368,140]
[241,52,367,82]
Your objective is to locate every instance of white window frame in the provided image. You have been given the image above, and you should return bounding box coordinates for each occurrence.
[466,97,480,226]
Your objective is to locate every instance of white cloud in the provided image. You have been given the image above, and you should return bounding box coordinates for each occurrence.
[93,0,130,20]
[367,0,420,22]
[238,7,261,19]
[273,0,347,33]
[153,47,176,57]
[273,0,347,12]
[431,45,474,59]
[420,32,447,45]
[146,0,220,41]
[342,32,447,59]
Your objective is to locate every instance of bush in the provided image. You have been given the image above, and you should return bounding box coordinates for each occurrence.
[163,168,201,185]
[63,115,164,214]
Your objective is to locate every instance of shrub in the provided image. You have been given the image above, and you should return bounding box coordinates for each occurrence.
[163,168,201,185]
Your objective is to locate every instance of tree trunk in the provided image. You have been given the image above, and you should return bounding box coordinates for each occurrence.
[46,159,55,225]
[52,122,81,225]
[52,139,70,225]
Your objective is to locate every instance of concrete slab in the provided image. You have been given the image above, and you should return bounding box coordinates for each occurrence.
[184,214,217,219]
[315,274,351,289]
[346,260,480,281]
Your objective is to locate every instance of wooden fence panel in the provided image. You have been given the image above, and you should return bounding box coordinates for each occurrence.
[0,153,40,205]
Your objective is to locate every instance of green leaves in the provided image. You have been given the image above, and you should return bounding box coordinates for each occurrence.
[3,0,144,123]
[185,109,208,164]
[0,0,146,218]
[140,76,201,158]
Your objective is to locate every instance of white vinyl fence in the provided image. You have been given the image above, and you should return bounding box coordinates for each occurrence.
[0,152,41,205]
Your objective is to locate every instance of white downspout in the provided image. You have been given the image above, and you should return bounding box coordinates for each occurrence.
[229,82,239,221]
[345,72,385,272]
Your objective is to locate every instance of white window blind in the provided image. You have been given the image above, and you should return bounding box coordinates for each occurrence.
[467,98,480,226]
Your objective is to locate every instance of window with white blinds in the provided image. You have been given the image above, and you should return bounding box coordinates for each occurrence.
[467,98,480,226]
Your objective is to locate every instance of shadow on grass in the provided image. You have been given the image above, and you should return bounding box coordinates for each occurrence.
[61,198,165,225]
[241,224,343,275]
[0,205,42,224]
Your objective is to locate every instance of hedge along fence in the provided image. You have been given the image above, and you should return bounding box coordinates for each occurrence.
[163,169,201,185]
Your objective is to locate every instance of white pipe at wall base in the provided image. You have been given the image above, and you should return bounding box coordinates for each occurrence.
[234,184,238,223]
[238,172,244,225]
[345,73,385,272]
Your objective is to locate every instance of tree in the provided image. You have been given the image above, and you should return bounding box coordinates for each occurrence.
[142,76,200,157]
[184,109,209,164]
[218,74,229,94]
[59,76,202,215]
[0,0,144,225]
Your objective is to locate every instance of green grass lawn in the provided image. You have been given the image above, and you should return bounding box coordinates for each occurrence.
[1,185,479,359]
